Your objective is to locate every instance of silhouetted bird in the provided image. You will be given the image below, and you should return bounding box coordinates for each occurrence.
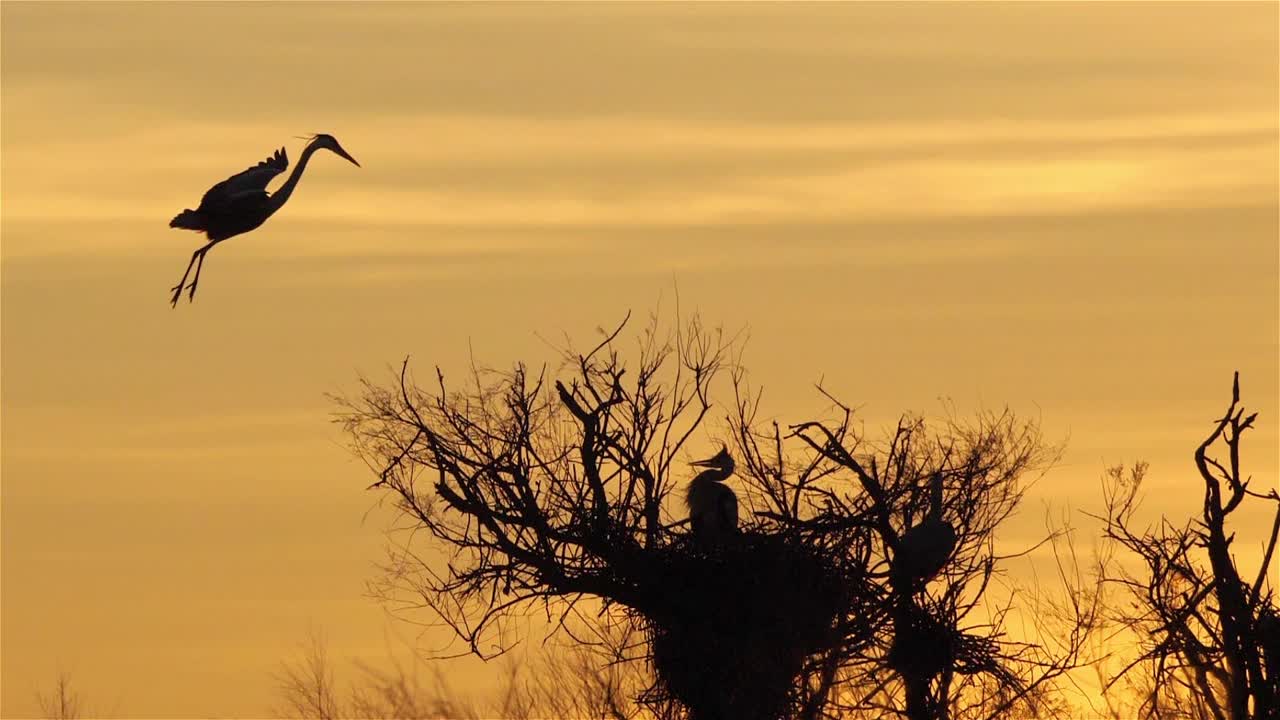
[167,134,360,307]
[686,446,739,546]
[891,472,956,590]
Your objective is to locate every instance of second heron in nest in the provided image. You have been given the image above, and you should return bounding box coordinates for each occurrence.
[892,471,957,591]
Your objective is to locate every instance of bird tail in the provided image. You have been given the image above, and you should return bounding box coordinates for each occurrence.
[169,209,205,231]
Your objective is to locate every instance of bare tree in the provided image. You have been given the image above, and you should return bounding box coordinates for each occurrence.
[275,628,344,720]
[503,623,659,720]
[1096,373,1280,720]
[346,655,482,720]
[335,311,735,672]
[336,311,1099,720]
[739,384,1099,720]
[36,671,83,720]
[275,623,657,720]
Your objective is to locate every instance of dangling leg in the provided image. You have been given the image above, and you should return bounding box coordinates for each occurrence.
[170,241,214,307]
[187,247,210,302]
[170,249,201,308]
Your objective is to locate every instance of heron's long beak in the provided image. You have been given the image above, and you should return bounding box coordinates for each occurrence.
[334,144,361,167]
[690,458,716,467]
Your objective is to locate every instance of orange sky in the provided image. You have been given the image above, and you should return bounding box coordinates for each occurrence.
[2,3,1277,717]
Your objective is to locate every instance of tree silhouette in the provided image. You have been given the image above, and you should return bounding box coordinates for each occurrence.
[735,383,1098,719]
[1097,373,1280,720]
[337,311,1099,720]
[275,628,344,720]
[35,672,83,720]
[274,623,657,719]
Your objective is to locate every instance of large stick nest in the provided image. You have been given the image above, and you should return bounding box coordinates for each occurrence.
[619,529,876,720]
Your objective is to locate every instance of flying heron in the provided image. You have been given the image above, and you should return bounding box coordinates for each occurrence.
[891,471,957,591]
[167,133,360,307]
[686,446,739,546]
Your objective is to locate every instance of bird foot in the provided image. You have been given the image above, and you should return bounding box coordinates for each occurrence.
[170,277,202,307]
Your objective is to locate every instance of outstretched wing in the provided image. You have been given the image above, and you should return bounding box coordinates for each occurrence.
[197,148,289,210]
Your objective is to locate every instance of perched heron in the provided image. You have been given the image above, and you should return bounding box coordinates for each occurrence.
[686,446,739,545]
[167,133,360,307]
[891,472,956,590]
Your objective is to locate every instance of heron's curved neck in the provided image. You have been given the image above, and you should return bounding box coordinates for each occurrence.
[268,141,323,214]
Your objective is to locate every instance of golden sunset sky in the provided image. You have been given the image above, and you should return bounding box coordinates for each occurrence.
[2,2,1277,717]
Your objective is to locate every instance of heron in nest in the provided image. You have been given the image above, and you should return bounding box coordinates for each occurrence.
[168,133,360,307]
[891,471,957,590]
[686,446,739,546]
